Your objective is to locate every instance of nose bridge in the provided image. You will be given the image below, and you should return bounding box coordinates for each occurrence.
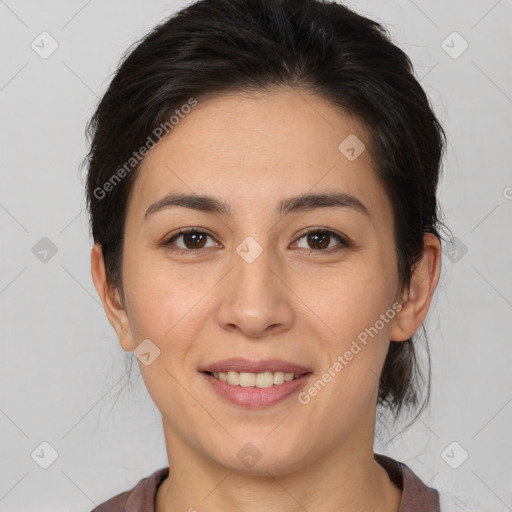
[234,235,276,295]
[216,235,294,337]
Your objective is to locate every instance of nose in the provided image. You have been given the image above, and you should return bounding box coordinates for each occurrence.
[216,242,295,339]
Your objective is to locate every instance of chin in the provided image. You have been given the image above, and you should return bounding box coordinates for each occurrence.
[208,434,311,476]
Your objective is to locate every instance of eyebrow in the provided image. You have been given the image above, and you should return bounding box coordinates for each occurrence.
[144,191,369,219]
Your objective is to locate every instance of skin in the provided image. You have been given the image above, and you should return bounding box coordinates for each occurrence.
[91,87,441,512]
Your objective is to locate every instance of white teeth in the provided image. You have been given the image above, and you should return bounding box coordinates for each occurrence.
[210,370,303,388]
[239,372,256,387]
[256,372,274,388]
[273,371,285,385]
[227,371,239,386]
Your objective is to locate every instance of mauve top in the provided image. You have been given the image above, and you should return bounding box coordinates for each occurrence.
[91,454,440,512]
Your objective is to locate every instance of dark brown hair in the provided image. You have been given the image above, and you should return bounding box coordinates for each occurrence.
[82,0,447,420]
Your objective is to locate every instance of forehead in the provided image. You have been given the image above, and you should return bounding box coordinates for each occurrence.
[128,87,390,221]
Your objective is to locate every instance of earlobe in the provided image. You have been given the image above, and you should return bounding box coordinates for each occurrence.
[90,243,135,352]
[389,233,441,342]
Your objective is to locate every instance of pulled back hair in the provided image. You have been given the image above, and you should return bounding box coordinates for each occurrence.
[82,0,446,420]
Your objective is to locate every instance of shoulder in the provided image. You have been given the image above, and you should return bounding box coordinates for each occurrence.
[91,467,169,512]
[375,454,440,512]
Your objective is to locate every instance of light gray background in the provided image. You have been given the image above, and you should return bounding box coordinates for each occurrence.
[1,0,511,510]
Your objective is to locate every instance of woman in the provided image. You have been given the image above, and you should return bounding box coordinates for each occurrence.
[85,0,445,510]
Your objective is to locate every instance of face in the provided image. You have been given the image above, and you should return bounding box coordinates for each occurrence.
[99,87,409,475]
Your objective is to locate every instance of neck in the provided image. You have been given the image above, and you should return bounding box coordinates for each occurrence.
[156,423,401,512]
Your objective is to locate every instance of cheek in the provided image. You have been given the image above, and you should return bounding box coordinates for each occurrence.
[121,255,224,406]
[122,260,212,413]
[298,256,396,340]
[296,257,396,400]
[122,245,216,343]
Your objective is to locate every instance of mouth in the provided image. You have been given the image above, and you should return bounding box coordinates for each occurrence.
[202,370,308,388]
[198,358,313,407]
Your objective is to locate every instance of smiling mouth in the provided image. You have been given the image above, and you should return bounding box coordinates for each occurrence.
[203,370,310,388]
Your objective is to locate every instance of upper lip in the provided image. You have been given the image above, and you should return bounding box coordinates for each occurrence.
[199,358,312,375]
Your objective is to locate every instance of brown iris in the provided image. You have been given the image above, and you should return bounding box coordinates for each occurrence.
[306,232,331,250]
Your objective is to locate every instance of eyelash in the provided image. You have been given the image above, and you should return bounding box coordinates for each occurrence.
[161,227,350,256]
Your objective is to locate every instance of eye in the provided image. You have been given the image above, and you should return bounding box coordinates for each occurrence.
[161,227,350,255]
[162,228,219,253]
[293,228,350,253]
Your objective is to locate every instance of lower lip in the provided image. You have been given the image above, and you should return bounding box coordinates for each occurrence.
[201,372,312,407]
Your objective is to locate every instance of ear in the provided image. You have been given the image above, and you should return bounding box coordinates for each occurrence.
[90,243,135,352]
[389,233,441,342]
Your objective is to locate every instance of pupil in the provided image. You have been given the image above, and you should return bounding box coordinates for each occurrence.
[185,232,206,249]
[309,232,329,250]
